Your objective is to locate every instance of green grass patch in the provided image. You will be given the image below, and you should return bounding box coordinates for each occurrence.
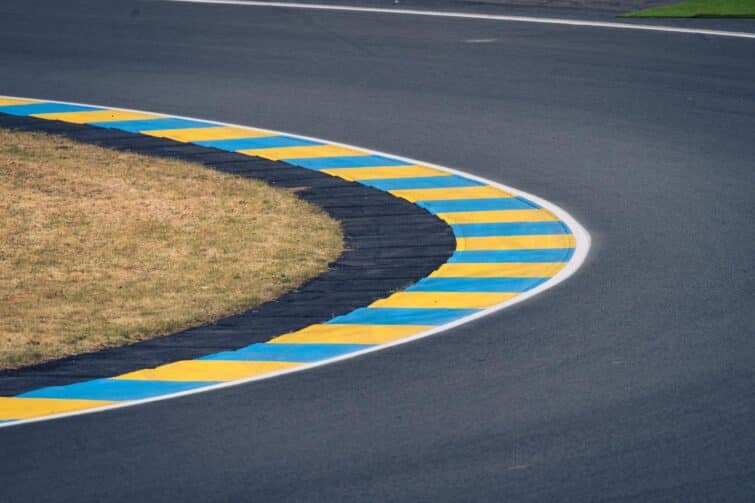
[621,0,755,18]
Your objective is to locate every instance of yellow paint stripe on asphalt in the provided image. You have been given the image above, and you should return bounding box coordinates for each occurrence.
[143,125,273,142]
[31,109,163,124]
[457,234,576,250]
[370,291,516,309]
[390,186,512,202]
[238,144,366,160]
[429,262,565,278]
[321,165,450,181]
[114,360,300,382]
[438,209,558,224]
[0,97,41,106]
[0,397,115,420]
[269,324,431,344]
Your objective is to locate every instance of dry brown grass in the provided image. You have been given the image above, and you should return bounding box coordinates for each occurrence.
[0,129,343,369]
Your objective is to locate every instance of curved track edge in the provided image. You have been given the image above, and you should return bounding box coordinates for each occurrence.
[0,95,590,428]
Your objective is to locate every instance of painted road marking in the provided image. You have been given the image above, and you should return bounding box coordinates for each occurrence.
[18,379,216,401]
[361,175,483,191]
[0,96,589,427]
[407,277,548,292]
[391,186,512,202]
[438,209,558,224]
[0,103,101,116]
[448,249,574,263]
[200,343,373,362]
[322,165,449,181]
[240,144,366,160]
[0,97,40,106]
[370,291,517,309]
[0,397,115,420]
[429,262,565,278]
[457,234,577,250]
[465,38,498,44]
[268,323,431,344]
[417,197,536,213]
[195,135,321,151]
[32,109,164,124]
[285,154,408,169]
[326,307,481,325]
[166,0,755,40]
[144,125,273,141]
[451,221,569,237]
[91,117,214,132]
[114,360,301,382]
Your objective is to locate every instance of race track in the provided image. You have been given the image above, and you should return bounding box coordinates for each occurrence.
[1,0,754,501]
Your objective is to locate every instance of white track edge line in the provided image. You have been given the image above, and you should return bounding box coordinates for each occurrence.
[166,0,755,40]
[0,95,590,429]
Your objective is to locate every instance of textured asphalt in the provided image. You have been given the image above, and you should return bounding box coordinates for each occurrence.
[1,1,754,501]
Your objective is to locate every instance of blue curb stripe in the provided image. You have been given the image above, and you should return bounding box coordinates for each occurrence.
[0,420,15,424]
[0,103,102,116]
[90,117,215,132]
[327,307,479,325]
[451,221,570,237]
[449,249,575,263]
[18,379,217,401]
[360,175,483,191]
[195,135,321,151]
[407,277,549,292]
[416,197,537,213]
[284,155,409,169]
[200,343,373,362]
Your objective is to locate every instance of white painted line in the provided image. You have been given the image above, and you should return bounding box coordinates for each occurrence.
[166,0,755,40]
[0,95,590,429]
[464,38,498,44]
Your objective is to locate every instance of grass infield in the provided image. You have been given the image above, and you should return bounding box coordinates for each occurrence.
[621,0,755,17]
[0,129,343,369]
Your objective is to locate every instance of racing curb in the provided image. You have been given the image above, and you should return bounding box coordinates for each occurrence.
[0,96,589,427]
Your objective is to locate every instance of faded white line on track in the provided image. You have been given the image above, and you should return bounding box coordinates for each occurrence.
[464,38,498,44]
[165,0,755,40]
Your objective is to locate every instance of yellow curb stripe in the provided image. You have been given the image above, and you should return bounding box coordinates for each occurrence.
[390,186,512,202]
[429,262,566,278]
[457,234,576,250]
[0,97,41,106]
[114,360,300,382]
[268,324,431,344]
[31,109,164,124]
[0,397,115,420]
[143,125,273,142]
[321,165,450,181]
[370,291,517,309]
[238,144,367,160]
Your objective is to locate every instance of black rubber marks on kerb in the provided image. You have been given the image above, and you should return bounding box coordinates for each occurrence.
[0,113,455,396]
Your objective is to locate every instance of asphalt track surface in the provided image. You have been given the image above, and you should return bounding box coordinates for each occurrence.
[1,1,754,501]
